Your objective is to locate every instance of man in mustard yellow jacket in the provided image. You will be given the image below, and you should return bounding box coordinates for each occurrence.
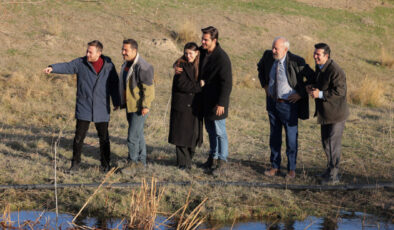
[119,39,154,166]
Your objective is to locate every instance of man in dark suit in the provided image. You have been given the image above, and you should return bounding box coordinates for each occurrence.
[307,43,349,184]
[257,37,311,179]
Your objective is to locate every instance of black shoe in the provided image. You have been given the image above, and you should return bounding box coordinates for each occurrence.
[69,162,80,172]
[212,160,227,175]
[320,176,340,185]
[124,159,137,168]
[318,168,330,179]
[201,156,213,169]
[211,159,218,169]
[100,165,112,173]
[179,165,191,173]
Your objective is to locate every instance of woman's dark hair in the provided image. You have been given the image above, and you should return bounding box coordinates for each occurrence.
[176,42,200,80]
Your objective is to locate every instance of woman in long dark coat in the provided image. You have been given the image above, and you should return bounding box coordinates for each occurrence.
[168,42,204,170]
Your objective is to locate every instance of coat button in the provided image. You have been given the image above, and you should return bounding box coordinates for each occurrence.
[189,93,193,95]
[187,104,191,107]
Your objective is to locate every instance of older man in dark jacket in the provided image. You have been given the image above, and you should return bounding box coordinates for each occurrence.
[199,26,232,171]
[307,43,349,184]
[257,37,312,179]
[44,40,120,172]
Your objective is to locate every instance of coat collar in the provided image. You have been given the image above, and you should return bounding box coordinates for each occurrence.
[317,58,332,73]
[200,42,222,57]
[83,55,108,75]
[121,53,140,81]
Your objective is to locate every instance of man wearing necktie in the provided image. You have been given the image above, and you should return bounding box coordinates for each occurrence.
[257,37,312,179]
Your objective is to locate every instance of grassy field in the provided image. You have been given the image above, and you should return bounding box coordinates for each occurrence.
[0,0,393,224]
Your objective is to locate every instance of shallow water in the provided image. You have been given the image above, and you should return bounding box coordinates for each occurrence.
[6,210,393,229]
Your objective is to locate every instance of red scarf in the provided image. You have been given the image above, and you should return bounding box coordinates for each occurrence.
[90,57,104,74]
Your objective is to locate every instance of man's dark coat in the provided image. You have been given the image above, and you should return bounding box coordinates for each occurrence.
[257,50,312,119]
[199,43,232,120]
[311,59,349,124]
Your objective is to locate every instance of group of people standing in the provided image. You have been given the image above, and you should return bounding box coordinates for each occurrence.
[169,26,232,172]
[257,37,348,184]
[43,26,348,185]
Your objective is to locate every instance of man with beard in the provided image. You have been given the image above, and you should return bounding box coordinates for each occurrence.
[118,39,154,167]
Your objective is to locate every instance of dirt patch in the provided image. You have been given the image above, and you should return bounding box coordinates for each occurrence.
[148,38,179,53]
[295,0,390,11]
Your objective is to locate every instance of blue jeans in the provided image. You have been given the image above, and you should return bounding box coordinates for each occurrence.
[267,97,298,171]
[204,119,228,161]
[126,112,148,165]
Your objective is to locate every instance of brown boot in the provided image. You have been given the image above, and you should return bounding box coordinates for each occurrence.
[285,170,296,180]
[264,168,279,177]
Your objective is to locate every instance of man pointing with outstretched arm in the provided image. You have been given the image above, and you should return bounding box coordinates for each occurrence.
[44,40,120,172]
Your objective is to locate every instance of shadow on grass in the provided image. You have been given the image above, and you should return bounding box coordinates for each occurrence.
[0,122,125,169]
[0,122,391,185]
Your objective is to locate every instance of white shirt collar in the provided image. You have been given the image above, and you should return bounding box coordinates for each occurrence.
[278,53,287,64]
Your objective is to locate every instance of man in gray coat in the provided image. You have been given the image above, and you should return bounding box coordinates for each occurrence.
[119,39,154,167]
[307,43,349,184]
[44,40,120,172]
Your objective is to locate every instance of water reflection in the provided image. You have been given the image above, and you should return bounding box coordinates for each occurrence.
[215,212,391,230]
[5,210,393,229]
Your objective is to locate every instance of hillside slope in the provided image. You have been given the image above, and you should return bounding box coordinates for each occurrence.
[0,0,393,221]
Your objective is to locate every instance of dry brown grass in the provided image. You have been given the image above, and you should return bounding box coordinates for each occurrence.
[303,50,315,68]
[0,0,393,224]
[174,189,207,230]
[349,76,386,107]
[0,204,13,228]
[380,46,394,68]
[237,74,259,88]
[127,178,206,229]
[175,20,200,44]
[0,205,48,229]
[294,0,391,11]
[127,178,164,229]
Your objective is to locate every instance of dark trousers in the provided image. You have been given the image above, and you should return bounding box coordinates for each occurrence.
[267,97,299,171]
[176,146,195,168]
[321,120,346,178]
[72,119,110,167]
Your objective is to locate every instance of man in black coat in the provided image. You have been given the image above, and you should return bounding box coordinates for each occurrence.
[307,43,349,184]
[257,37,312,179]
[199,26,233,171]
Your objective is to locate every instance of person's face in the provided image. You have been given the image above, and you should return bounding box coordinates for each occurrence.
[201,33,216,51]
[122,44,137,61]
[272,39,288,60]
[86,46,101,62]
[184,49,198,63]
[314,48,329,65]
